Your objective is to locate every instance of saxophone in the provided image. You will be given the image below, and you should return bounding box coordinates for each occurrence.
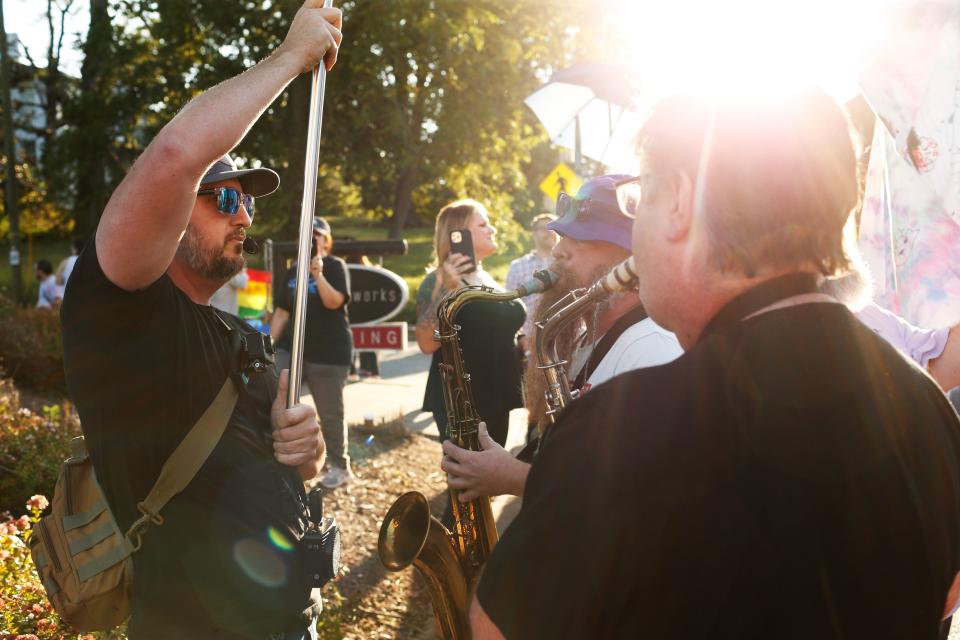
[535,257,638,423]
[378,270,557,640]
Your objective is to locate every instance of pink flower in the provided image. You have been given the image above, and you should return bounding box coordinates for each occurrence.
[16,635,41,640]
[35,619,55,630]
[13,515,30,532]
[26,495,48,512]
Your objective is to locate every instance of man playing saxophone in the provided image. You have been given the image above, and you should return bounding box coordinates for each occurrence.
[472,90,960,639]
[441,175,682,501]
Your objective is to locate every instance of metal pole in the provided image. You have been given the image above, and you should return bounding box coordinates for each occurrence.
[287,0,334,409]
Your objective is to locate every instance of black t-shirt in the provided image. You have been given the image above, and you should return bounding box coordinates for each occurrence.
[274,258,352,366]
[422,297,526,420]
[478,277,960,639]
[60,240,319,639]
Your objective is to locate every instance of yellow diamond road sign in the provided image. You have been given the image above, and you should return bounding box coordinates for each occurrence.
[539,163,582,203]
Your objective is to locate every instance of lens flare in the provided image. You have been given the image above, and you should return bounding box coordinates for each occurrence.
[233,538,288,588]
[364,434,375,446]
[267,526,296,552]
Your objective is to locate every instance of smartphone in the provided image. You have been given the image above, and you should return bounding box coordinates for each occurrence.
[449,229,477,273]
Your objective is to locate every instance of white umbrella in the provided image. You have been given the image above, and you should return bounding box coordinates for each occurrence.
[524,63,645,173]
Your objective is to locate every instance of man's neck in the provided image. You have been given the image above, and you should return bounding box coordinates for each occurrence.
[167,258,221,305]
[676,267,821,349]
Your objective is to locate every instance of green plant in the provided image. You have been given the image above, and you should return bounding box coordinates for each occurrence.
[0,380,79,514]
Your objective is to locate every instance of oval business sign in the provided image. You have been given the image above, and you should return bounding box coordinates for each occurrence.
[347,265,409,325]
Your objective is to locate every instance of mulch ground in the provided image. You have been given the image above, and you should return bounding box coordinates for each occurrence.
[313,420,449,640]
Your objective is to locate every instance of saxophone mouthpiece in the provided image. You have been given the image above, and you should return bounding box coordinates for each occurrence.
[517,270,558,297]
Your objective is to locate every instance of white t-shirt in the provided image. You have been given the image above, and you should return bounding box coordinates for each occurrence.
[570,317,683,391]
[36,274,62,308]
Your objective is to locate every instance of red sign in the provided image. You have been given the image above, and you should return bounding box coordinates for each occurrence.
[351,323,408,351]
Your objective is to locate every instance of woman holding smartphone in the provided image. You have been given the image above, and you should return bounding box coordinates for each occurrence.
[271,217,354,489]
[415,199,526,447]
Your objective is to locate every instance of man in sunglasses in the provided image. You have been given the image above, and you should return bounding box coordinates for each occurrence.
[441,175,682,501]
[60,2,342,638]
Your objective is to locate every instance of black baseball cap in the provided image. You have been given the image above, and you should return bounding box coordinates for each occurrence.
[200,153,280,197]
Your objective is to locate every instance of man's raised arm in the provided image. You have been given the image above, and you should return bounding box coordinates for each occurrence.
[97,1,342,291]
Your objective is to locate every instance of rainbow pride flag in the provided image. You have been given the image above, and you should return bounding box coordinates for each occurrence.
[237,268,271,320]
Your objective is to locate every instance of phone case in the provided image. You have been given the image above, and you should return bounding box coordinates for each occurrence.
[450,229,477,273]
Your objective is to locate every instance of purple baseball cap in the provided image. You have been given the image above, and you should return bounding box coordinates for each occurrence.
[547,174,634,251]
[200,153,279,197]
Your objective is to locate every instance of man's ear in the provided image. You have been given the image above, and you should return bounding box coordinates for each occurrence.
[664,169,695,242]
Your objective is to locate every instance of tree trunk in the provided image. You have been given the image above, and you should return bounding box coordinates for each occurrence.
[0,3,22,302]
[389,161,418,239]
[73,0,111,233]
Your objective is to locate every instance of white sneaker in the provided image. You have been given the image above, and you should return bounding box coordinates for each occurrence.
[320,466,354,489]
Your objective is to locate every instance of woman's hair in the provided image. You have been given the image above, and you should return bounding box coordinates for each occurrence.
[431,198,487,268]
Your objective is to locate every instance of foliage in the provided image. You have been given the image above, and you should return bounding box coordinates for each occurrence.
[0,157,74,240]
[0,379,78,515]
[0,496,121,639]
[26,0,587,242]
[0,305,64,393]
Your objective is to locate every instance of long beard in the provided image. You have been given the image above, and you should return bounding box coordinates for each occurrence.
[177,225,244,281]
[523,259,622,431]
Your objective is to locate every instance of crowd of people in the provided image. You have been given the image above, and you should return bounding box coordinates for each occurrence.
[36,2,960,639]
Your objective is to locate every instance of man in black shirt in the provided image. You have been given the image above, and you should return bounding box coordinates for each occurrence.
[473,90,960,638]
[60,4,343,638]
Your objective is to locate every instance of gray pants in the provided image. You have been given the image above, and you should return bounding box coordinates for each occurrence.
[277,350,351,469]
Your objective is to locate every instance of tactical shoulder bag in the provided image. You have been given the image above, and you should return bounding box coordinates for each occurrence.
[29,378,239,632]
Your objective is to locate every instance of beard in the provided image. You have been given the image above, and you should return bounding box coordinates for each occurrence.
[523,257,626,431]
[176,225,245,282]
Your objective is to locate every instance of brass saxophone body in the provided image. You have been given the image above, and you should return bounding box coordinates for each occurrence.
[378,270,556,640]
[535,256,638,423]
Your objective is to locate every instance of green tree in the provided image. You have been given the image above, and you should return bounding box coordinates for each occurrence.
[323,0,581,240]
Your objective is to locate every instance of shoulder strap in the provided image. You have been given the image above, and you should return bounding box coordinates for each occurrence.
[126,377,238,546]
[572,304,648,390]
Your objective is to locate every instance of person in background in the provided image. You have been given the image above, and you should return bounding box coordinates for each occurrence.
[505,213,557,351]
[210,267,250,316]
[415,198,525,448]
[56,238,86,294]
[820,239,960,393]
[35,259,62,308]
[271,216,354,489]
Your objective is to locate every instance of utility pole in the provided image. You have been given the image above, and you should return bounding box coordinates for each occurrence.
[0,2,23,303]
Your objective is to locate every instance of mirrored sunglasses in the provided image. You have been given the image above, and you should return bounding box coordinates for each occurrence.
[555,192,592,225]
[197,186,255,220]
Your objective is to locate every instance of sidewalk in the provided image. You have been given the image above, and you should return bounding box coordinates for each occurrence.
[295,343,526,530]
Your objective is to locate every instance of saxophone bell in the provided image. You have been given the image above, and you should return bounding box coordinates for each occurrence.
[378,274,558,640]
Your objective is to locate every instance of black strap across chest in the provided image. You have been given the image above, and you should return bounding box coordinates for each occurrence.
[572,304,649,391]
